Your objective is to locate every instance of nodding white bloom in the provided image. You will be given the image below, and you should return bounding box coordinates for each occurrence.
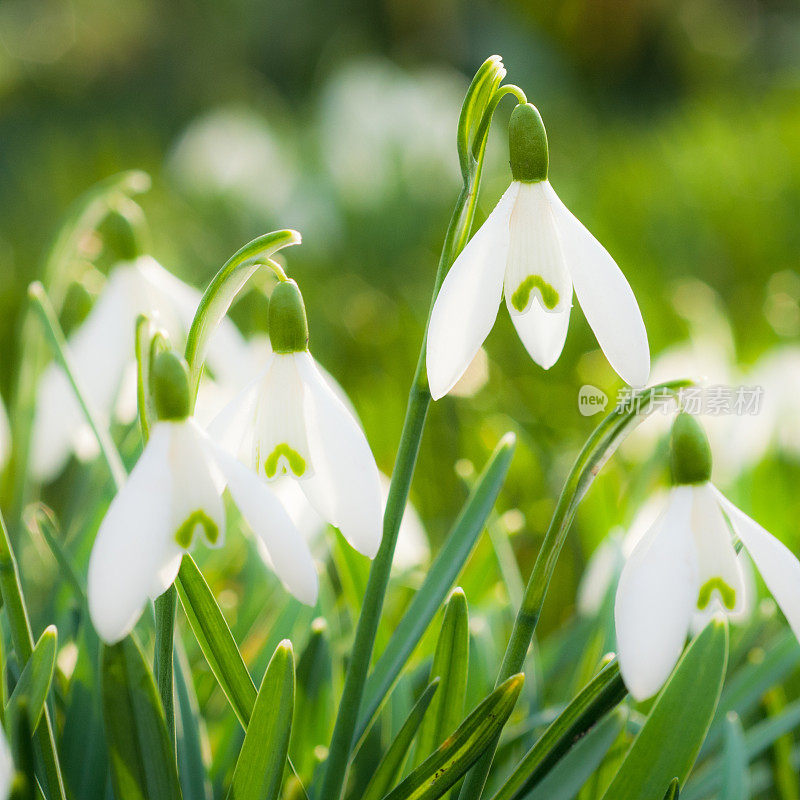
[210,279,383,558]
[262,473,428,572]
[615,413,800,701]
[427,103,649,400]
[32,255,252,482]
[88,352,317,644]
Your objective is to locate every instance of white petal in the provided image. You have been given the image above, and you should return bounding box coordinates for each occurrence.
[205,438,318,605]
[252,354,313,479]
[295,352,383,558]
[206,371,261,459]
[503,182,572,315]
[508,293,572,370]
[87,425,181,643]
[713,486,800,641]
[425,182,519,400]
[31,267,140,481]
[165,420,226,548]
[382,473,429,571]
[690,484,746,615]
[0,727,12,800]
[615,487,698,700]
[577,533,625,617]
[545,182,650,387]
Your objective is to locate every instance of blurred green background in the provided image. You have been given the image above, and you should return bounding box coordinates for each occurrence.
[2,0,800,638]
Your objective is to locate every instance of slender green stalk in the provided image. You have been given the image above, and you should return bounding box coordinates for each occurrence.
[317,58,513,800]
[28,281,127,489]
[154,585,178,747]
[458,379,694,799]
[0,511,67,800]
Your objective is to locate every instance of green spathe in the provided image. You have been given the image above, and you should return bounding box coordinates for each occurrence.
[508,103,549,183]
[151,350,191,421]
[670,412,712,485]
[269,279,309,353]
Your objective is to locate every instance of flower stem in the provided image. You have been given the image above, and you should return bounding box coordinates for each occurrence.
[458,380,693,800]
[0,511,67,800]
[318,57,513,800]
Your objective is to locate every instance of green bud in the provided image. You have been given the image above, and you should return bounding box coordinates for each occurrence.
[269,279,309,354]
[59,281,94,336]
[100,209,142,262]
[670,412,712,485]
[508,103,549,183]
[151,351,191,421]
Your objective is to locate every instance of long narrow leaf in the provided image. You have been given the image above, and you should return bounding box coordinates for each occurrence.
[721,712,748,800]
[363,680,440,800]
[102,638,182,800]
[415,588,469,765]
[6,625,57,734]
[600,618,729,800]
[359,434,516,742]
[227,641,294,800]
[490,659,627,800]
[380,673,524,800]
[175,555,257,727]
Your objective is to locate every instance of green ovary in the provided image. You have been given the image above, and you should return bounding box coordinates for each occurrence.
[174,510,219,549]
[264,443,307,479]
[697,577,736,611]
[510,275,559,312]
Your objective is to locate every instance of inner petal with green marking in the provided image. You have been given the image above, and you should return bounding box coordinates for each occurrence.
[696,576,736,611]
[175,509,220,549]
[264,443,307,479]
[510,275,560,312]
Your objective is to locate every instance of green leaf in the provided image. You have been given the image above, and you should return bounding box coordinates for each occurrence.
[175,646,212,800]
[600,617,729,800]
[380,673,524,800]
[175,555,257,728]
[525,708,627,800]
[721,712,748,800]
[415,588,469,765]
[102,638,182,800]
[6,625,57,734]
[489,659,627,800]
[227,641,294,800]
[663,779,680,800]
[184,229,301,397]
[363,680,440,800]
[358,434,516,742]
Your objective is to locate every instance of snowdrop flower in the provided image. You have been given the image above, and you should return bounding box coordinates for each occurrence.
[211,279,383,558]
[615,412,800,700]
[261,473,428,572]
[88,351,317,644]
[427,103,649,399]
[32,256,252,482]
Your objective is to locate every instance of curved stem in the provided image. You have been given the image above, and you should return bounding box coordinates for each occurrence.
[458,379,694,799]
[318,57,516,800]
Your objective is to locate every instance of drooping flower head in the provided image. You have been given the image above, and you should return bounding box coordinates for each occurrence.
[615,412,800,700]
[88,349,318,644]
[426,102,650,400]
[31,256,253,482]
[211,278,383,559]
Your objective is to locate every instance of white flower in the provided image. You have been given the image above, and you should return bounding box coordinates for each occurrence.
[210,280,383,559]
[426,104,649,399]
[31,256,252,482]
[262,473,428,572]
[615,482,800,701]
[88,414,318,644]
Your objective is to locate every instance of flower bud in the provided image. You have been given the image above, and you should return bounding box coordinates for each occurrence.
[59,281,94,336]
[151,350,191,421]
[508,103,548,183]
[670,412,712,485]
[269,279,309,354]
